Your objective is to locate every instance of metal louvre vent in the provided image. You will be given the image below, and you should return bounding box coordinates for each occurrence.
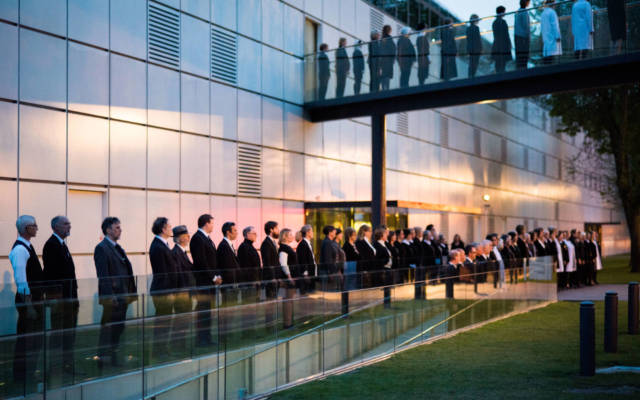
[148,2,180,68]
[370,8,383,33]
[237,145,261,196]
[396,112,408,135]
[211,27,237,84]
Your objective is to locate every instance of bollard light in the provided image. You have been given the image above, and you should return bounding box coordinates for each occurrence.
[604,292,618,353]
[629,282,639,334]
[580,301,595,376]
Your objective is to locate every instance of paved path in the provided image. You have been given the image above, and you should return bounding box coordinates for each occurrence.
[558,284,629,301]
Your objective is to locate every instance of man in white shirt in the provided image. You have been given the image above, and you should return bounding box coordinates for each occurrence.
[563,231,577,287]
[9,215,44,382]
[487,233,504,288]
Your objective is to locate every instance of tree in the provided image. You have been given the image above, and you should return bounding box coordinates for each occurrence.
[546,84,640,272]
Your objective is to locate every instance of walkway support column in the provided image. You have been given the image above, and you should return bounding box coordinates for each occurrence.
[371,113,387,229]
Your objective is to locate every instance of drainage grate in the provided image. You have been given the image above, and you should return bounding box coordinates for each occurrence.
[237,145,261,196]
[211,27,237,84]
[148,2,180,68]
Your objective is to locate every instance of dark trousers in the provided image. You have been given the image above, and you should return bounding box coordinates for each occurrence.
[263,281,278,325]
[318,78,329,100]
[380,76,391,90]
[575,49,590,60]
[171,292,193,351]
[13,294,43,381]
[353,74,363,95]
[195,291,215,345]
[399,66,412,88]
[369,67,379,92]
[152,294,174,356]
[515,35,530,69]
[50,298,79,369]
[468,55,480,78]
[543,55,557,65]
[336,74,347,97]
[494,58,507,73]
[98,300,128,358]
[418,63,429,84]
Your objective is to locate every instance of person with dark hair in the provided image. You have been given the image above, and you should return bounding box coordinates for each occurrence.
[334,228,346,270]
[440,19,458,80]
[149,217,179,358]
[218,222,240,288]
[500,234,517,283]
[380,25,396,90]
[397,27,416,88]
[388,230,401,283]
[356,224,375,277]
[373,227,392,287]
[416,22,431,85]
[394,229,407,272]
[320,225,338,275]
[238,226,261,285]
[43,216,78,375]
[317,43,330,100]
[515,225,530,257]
[336,38,350,97]
[515,0,531,69]
[352,41,365,95]
[190,214,222,346]
[607,0,626,54]
[342,227,360,263]
[486,233,503,288]
[466,14,482,78]
[368,31,381,92]
[94,217,137,367]
[451,234,465,250]
[401,228,415,282]
[10,215,44,382]
[296,225,316,294]
[260,221,280,322]
[549,227,565,288]
[491,6,512,73]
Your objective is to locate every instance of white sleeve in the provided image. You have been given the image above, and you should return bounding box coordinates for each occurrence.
[9,246,31,295]
[279,252,290,276]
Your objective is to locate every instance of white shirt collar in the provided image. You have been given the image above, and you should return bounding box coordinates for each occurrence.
[17,236,31,246]
[423,239,431,244]
[224,237,234,248]
[105,236,117,247]
[304,238,312,248]
[52,233,65,244]
[198,228,209,238]
[177,244,188,253]
[402,239,411,245]
[155,235,169,247]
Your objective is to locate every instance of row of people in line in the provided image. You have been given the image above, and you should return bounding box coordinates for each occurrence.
[317,0,627,99]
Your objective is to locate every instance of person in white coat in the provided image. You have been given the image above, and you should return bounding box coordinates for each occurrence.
[541,0,562,64]
[572,0,594,59]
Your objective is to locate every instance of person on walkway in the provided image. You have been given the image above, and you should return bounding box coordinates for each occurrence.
[572,0,594,59]
[541,0,563,64]
[10,215,44,382]
[218,222,240,300]
[397,27,416,88]
[94,217,137,367]
[416,23,431,84]
[440,19,458,80]
[43,216,78,375]
[368,31,381,92]
[238,226,260,284]
[317,43,330,100]
[149,217,179,357]
[355,225,376,287]
[466,14,482,78]
[296,225,316,294]
[260,221,280,305]
[515,0,531,69]
[352,41,365,95]
[170,225,196,352]
[380,25,397,90]
[607,0,627,54]
[492,6,512,74]
[335,38,350,98]
[451,234,465,250]
[278,229,298,328]
[190,214,222,347]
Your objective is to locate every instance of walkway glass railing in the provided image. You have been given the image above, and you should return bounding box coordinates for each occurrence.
[0,256,556,399]
[304,0,640,103]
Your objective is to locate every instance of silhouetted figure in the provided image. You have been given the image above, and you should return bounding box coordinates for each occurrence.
[416,23,431,84]
[515,0,531,69]
[440,20,458,81]
[368,31,381,92]
[572,0,593,60]
[491,6,512,73]
[380,25,396,90]
[607,0,627,54]
[541,0,562,64]
[352,41,365,95]
[397,27,416,88]
[466,15,482,78]
[317,43,330,100]
[335,38,350,97]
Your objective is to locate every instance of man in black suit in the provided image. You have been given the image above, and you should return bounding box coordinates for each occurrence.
[238,226,261,304]
[352,41,365,95]
[416,23,431,85]
[368,31,381,92]
[373,227,392,289]
[189,214,222,347]
[43,216,79,375]
[149,217,179,356]
[335,38,350,98]
[320,225,338,270]
[296,225,316,294]
[516,225,530,258]
[218,222,240,303]
[171,225,195,352]
[94,217,137,367]
[260,221,279,301]
[318,43,330,100]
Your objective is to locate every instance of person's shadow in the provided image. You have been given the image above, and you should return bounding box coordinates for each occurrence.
[0,271,18,335]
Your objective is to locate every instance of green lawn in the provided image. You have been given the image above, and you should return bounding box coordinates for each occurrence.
[599,254,639,284]
[271,301,640,400]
